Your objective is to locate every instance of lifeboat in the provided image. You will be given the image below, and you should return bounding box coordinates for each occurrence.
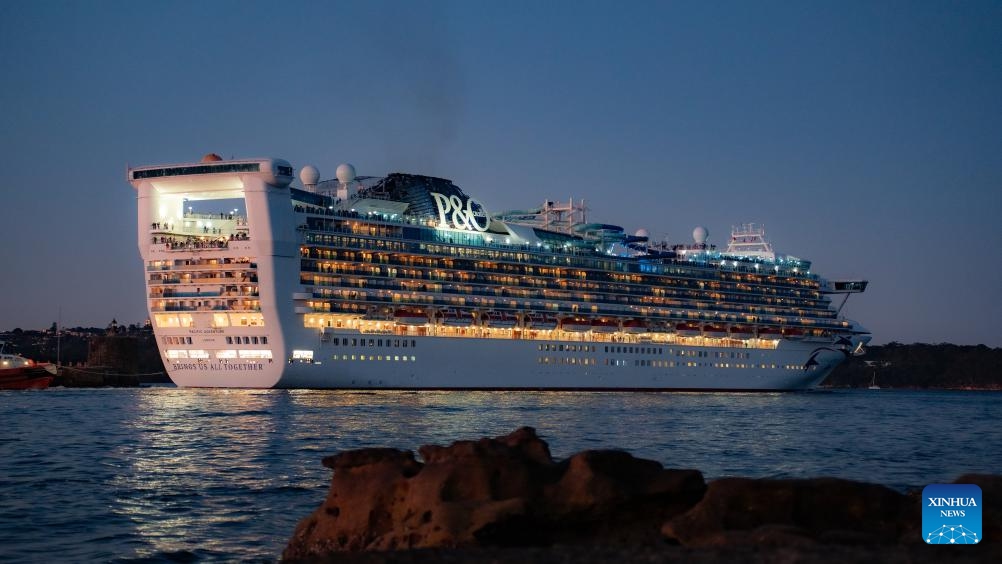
[591,318,619,333]
[525,313,558,330]
[757,326,782,338]
[437,308,476,327]
[483,310,518,328]
[363,308,394,321]
[675,322,702,337]
[804,329,832,342]
[729,325,755,339]
[621,319,648,334]
[561,317,592,332]
[649,321,674,334]
[781,327,805,340]
[703,324,729,338]
[393,308,429,326]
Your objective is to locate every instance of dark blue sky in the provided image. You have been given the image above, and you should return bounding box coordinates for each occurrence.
[1,1,999,345]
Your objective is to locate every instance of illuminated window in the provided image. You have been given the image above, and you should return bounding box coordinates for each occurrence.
[154,314,177,328]
[229,313,265,327]
[239,350,273,359]
[216,350,238,359]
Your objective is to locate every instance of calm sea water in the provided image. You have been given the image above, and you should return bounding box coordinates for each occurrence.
[0,387,998,562]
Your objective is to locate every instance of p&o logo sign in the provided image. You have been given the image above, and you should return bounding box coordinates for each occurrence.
[430,192,490,232]
[922,484,982,545]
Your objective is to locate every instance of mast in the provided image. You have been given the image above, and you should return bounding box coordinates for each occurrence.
[56,307,61,369]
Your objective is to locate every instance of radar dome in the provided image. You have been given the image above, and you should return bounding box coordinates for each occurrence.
[336,163,356,184]
[300,165,319,186]
[201,153,223,162]
[634,228,650,239]
[693,226,709,244]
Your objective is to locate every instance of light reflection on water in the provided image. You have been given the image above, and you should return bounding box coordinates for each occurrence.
[0,387,997,562]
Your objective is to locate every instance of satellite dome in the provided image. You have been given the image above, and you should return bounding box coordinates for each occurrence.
[634,228,650,239]
[693,226,709,244]
[300,165,319,186]
[336,163,356,184]
[201,153,223,162]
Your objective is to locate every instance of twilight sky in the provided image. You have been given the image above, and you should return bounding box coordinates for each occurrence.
[0,1,999,346]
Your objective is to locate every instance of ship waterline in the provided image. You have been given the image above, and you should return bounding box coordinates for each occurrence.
[130,155,870,390]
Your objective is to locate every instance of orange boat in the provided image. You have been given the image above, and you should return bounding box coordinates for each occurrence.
[675,322,702,337]
[621,319,649,334]
[590,318,619,334]
[0,350,56,390]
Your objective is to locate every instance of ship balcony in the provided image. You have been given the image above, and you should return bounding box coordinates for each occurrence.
[151,290,222,298]
[168,263,255,271]
[292,291,313,300]
[149,291,259,299]
[148,214,247,237]
[150,305,261,312]
[148,280,259,288]
[294,306,313,314]
[149,240,237,252]
[148,275,257,284]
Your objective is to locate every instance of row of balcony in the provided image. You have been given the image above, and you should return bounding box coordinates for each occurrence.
[302,267,832,317]
[300,219,819,284]
[300,293,847,332]
[301,242,821,298]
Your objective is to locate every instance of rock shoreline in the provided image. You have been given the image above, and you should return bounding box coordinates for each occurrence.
[284,428,998,562]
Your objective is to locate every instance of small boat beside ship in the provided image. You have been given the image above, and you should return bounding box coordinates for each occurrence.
[0,345,56,390]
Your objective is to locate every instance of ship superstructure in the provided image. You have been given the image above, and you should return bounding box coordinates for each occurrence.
[130,155,870,389]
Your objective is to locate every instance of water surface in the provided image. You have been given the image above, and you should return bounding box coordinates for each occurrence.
[0,388,997,562]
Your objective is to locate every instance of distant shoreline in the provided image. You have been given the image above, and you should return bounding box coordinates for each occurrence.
[821,384,1001,391]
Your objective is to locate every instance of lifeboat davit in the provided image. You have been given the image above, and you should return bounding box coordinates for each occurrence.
[621,319,648,334]
[561,317,592,332]
[438,308,476,327]
[804,329,832,342]
[591,318,619,333]
[676,322,702,337]
[525,313,558,330]
[483,310,518,328]
[703,324,728,338]
[363,308,394,321]
[729,325,755,339]
[393,308,429,326]
[781,327,805,340]
[650,321,674,334]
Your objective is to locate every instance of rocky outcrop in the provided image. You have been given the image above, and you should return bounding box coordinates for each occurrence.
[283,427,705,560]
[285,429,1000,562]
[661,477,914,546]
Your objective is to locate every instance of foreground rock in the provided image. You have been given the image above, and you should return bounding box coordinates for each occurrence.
[284,429,1000,562]
[284,427,704,559]
[661,477,913,546]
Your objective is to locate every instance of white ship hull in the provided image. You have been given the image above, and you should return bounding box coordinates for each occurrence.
[165,330,858,391]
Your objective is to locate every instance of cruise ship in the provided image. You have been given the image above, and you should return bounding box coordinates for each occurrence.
[129,154,870,390]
